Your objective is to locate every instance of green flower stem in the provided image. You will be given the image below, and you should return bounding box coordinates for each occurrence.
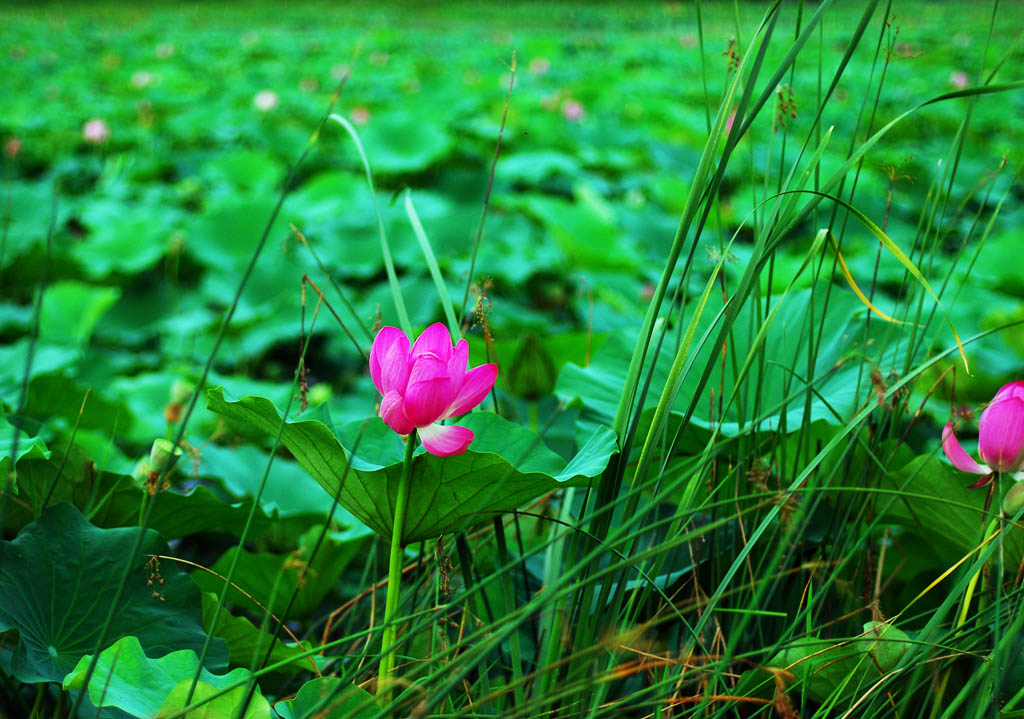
[959,515,999,628]
[930,509,1000,719]
[377,431,417,708]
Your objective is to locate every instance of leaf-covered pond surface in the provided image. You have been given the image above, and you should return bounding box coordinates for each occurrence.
[1,2,1023,717]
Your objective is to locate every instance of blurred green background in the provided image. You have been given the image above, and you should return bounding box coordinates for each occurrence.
[2,1,1022,465]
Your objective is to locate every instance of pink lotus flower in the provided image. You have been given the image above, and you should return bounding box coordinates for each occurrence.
[943,380,1024,484]
[562,99,584,122]
[82,118,110,144]
[370,323,498,457]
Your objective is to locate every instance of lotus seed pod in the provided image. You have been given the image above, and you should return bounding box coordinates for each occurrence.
[149,438,183,474]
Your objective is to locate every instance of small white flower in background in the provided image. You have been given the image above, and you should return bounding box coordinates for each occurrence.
[131,70,152,88]
[82,118,110,144]
[155,42,175,59]
[253,90,279,112]
[949,71,969,90]
[562,99,584,122]
[350,107,370,125]
[331,64,351,81]
[529,57,550,75]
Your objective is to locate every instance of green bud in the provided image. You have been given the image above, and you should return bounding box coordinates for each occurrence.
[508,334,556,400]
[132,459,153,487]
[149,438,183,474]
[1003,481,1024,517]
[308,383,332,407]
[170,379,196,405]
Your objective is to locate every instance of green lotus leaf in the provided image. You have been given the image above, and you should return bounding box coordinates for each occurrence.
[206,387,617,544]
[63,635,269,719]
[275,676,376,719]
[0,503,226,683]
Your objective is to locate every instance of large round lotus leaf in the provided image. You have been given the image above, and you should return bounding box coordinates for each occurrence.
[206,387,617,544]
[275,676,376,719]
[352,112,455,174]
[63,635,269,719]
[0,503,227,683]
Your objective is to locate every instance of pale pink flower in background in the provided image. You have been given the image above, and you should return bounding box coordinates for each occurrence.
[131,70,153,88]
[331,64,351,81]
[82,118,110,144]
[949,71,969,89]
[299,76,318,93]
[350,107,370,125]
[253,90,279,112]
[369,323,498,457]
[155,42,175,59]
[369,51,390,67]
[529,57,551,75]
[678,32,698,48]
[943,380,1024,486]
[562,99,585,122]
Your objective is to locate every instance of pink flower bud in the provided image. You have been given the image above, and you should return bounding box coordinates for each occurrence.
[82,118,110,144]
[369,323,498,457]
[942,380,1024,482]
[562,99,584,122]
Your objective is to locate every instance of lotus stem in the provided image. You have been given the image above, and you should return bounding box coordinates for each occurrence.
[377,431,416,708]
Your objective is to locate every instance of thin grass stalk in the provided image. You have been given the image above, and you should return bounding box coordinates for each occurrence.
[292,227,372,343]
[0,189,54,537]
[573,11,791,674]
[238,426,370,716]
[404,190,459,337]
[328,113,410,337]
[459,50,515,328]
[196,292,329,712]
[68,86,345,717]
[493,516,525,708]
[377,432,416,708]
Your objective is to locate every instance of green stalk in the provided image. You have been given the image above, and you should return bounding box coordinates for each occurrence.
[378,432,417,708]
[930,510,999,718]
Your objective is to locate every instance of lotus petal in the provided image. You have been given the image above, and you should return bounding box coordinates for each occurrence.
[418,423,475,457]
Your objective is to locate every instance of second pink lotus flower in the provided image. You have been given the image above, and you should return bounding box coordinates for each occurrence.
[942,380,1024,484]
[369,323,498,457]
